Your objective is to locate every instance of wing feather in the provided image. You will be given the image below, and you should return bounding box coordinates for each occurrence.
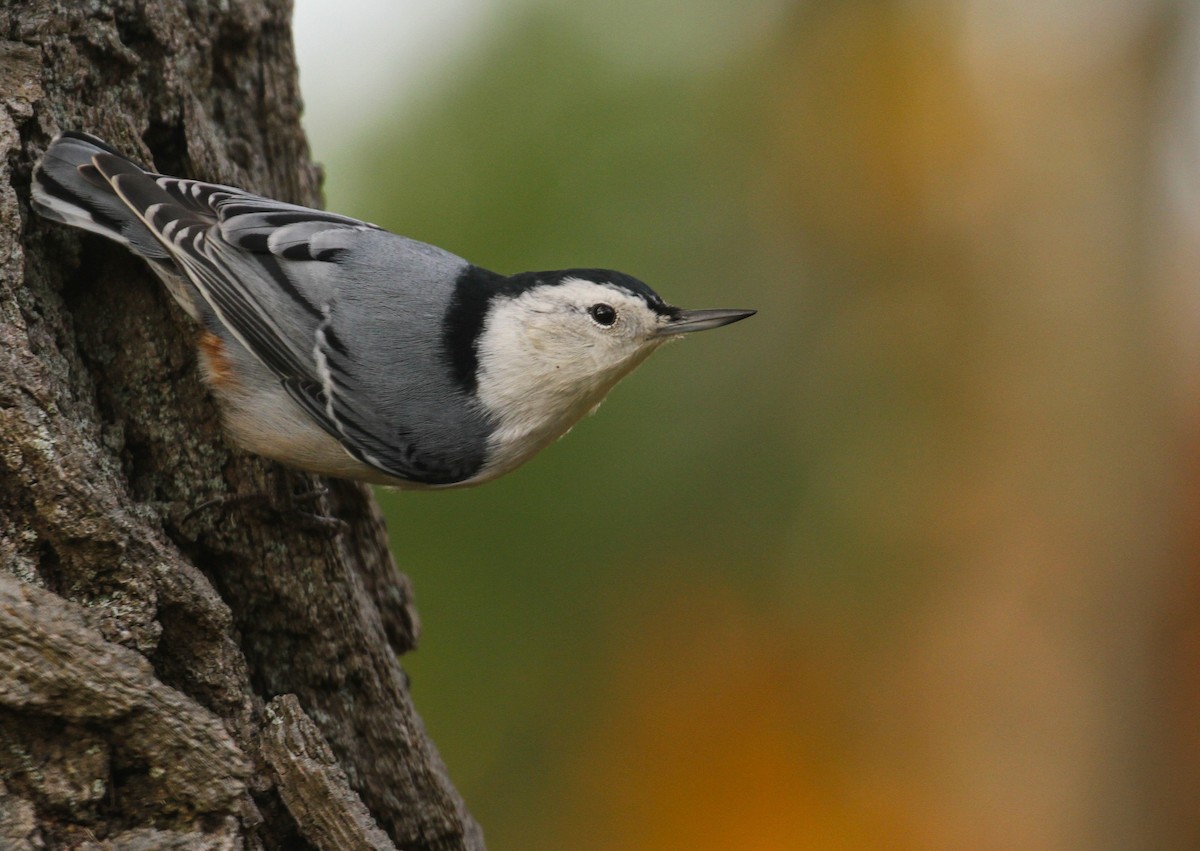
[97,158,465,483]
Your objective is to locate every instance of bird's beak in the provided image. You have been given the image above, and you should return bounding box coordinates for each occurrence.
[657,308,756,336]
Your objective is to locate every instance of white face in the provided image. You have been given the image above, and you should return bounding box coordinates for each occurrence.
[470,277,673,480]
[508,276,668,361]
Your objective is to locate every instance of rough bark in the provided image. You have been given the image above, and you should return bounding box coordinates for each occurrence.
[0,1,483,848]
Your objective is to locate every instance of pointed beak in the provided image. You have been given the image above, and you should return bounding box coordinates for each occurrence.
[657,308,757,336]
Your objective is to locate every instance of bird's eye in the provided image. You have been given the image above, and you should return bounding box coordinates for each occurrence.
[589,303,617,327]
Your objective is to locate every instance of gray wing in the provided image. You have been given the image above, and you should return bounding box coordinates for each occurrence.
[93,152,486,485]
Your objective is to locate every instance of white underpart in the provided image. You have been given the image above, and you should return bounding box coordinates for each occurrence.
[470,278,667,482]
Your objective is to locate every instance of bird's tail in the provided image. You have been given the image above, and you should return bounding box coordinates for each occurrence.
[31,132,171,262]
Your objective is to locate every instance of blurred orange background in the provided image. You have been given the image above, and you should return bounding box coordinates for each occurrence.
[296,2,1200,848]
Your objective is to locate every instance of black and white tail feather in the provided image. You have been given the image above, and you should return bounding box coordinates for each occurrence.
[31,131,480,486]
[32,131,378,316]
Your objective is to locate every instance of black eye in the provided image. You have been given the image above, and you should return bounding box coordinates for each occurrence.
[589,303,617,327]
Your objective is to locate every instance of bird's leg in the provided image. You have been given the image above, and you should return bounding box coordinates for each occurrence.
[272,474,349,536]
[179,470,347,537]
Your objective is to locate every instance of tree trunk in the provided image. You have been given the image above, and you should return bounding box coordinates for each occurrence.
[0,1,483,848]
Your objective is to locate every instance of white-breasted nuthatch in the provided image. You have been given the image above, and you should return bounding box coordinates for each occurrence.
[32,132,754,488]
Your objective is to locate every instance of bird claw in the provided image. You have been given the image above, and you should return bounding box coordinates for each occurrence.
[179,476,345,538]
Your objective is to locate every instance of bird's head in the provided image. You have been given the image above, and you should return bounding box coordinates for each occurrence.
[462,268,753,478]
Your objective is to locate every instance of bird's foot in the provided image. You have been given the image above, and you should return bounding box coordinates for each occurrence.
[178,476,347,538]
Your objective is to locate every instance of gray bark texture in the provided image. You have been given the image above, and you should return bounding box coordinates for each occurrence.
[0,1,484,849]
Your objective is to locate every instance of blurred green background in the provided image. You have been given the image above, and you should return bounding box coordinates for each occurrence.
[296,2,1200,848]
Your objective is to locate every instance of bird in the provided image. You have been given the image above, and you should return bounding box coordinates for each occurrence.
[31,131,755,489]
